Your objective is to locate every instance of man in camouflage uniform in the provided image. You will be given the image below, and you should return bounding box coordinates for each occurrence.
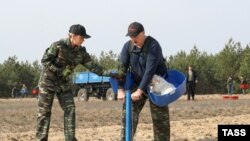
[117,22,170,141]
[36,24,107,141]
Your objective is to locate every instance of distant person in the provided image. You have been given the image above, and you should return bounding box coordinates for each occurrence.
[117,22,170,141]
[240,76,248,95]
[186,65,198,100]
[36,24,109,141]
[32,86,40,99]
[227,76,233,95]
[20,84,28,98]
[11,86,18,98]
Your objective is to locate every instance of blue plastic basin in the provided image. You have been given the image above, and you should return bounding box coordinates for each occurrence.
[148,70,186,107]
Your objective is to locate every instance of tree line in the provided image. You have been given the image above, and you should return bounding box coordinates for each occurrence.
[0,38,249,97]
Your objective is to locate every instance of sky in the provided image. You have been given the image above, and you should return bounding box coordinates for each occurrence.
[0,0,250,63]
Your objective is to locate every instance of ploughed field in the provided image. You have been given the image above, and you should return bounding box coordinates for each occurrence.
[1,94,250,141]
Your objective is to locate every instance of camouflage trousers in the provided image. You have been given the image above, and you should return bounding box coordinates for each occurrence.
[120,94,170,141]
[36,87,77,141]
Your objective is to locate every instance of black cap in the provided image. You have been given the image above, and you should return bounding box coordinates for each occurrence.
[126,22,144,37]
[69,24,91,39]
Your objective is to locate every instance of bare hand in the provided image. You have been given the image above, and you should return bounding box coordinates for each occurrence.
[131,89,143,101]
[117,89,125,101]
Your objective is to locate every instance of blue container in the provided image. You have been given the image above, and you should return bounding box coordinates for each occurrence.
[148,70,186,107]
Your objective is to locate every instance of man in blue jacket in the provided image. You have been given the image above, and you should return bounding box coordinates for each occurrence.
[117,22,170,141]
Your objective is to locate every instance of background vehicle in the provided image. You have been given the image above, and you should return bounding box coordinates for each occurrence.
[72,72,117,102]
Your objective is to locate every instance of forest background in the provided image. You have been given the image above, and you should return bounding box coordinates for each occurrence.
[1,38,250,97]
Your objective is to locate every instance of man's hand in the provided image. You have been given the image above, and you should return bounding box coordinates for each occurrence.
[48,64,64,77]
[131,89,143,101]
[117,89,125,101]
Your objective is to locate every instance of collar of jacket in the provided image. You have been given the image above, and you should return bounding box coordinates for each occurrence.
[64,38,81,49]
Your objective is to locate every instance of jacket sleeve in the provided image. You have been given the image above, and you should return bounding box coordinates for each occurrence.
[117,42,130,89]
[138,41,162,91]
[41,42,61,73]
[84,61,105,76]
[80,47,105,76]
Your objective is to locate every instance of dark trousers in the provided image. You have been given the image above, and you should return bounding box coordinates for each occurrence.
[187,81,195,100]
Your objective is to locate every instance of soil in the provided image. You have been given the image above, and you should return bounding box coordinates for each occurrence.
[0,94,250,141]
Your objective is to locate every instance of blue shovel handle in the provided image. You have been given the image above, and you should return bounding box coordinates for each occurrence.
[125,90,132,141]
[109,72,133,141]
[124,72,133,141]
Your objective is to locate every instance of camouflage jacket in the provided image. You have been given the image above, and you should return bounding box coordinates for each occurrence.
[40,38,105,83]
